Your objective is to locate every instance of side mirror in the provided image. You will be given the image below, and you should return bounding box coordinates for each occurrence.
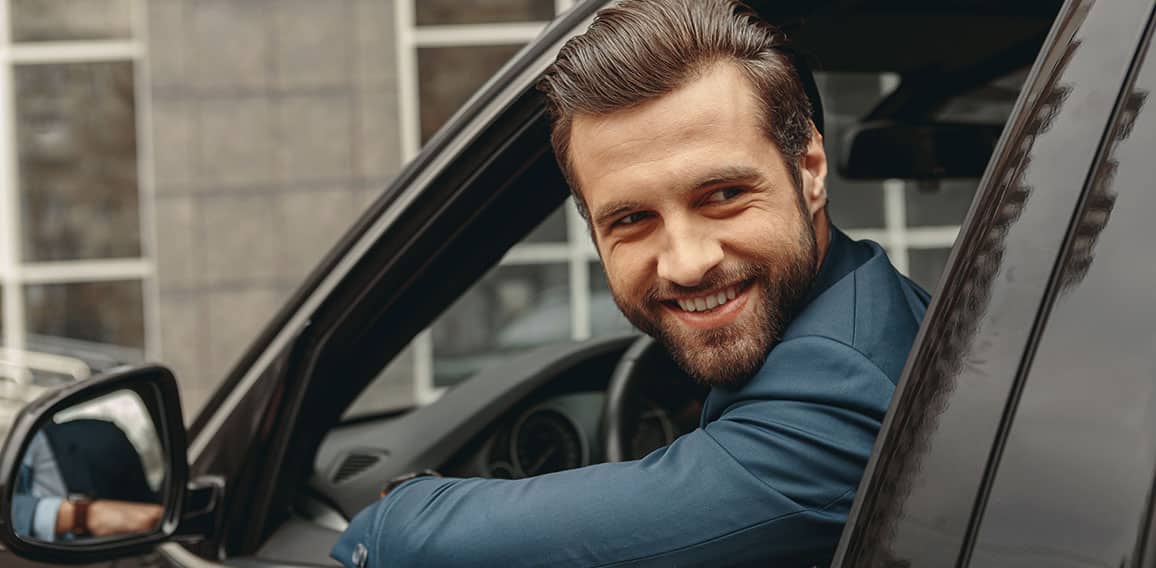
[0,365,190,564]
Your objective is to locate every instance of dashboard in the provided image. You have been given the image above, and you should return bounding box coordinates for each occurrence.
[310,336,706,519]
[446,388,702,480]
[269,337,704,566]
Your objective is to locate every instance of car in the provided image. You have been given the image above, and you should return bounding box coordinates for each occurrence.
[4,0,1156,566]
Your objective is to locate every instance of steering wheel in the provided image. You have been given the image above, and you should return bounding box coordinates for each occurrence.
[601,336,681,462]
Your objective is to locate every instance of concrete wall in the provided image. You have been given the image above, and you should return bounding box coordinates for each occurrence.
[146,0,402,417]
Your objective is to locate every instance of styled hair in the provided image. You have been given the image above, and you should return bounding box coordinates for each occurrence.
[539,0,817,220]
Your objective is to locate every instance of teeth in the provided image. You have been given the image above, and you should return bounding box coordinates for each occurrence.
[675,285,742,314]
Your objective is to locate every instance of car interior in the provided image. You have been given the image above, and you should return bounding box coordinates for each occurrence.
[206,2,1066,565]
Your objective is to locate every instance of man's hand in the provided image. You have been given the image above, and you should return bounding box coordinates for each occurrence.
[55,499,164,537]
[88,499,164,537]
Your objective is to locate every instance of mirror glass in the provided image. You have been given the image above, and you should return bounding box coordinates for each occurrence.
[11,388,165,543]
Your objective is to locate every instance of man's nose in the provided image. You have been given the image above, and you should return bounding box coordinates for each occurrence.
[656,222,724,287]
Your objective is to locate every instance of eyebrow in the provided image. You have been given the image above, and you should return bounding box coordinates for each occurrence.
[591,165,764,228]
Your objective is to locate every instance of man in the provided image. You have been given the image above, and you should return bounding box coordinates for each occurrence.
[333,0,927,565]
[13,419,164,541]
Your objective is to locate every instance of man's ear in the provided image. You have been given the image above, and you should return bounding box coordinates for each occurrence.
[799,122,828,220]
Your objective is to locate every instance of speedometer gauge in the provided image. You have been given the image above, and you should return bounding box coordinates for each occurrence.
[511,409,585,477]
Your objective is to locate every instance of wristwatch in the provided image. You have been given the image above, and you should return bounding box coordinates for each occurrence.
[380,469,440,497]
[68,495,93,536]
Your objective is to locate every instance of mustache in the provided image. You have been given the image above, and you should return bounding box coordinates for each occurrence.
[644,263,768,303]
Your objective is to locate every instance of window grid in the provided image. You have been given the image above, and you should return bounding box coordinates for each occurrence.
[414,23,548,47]
[402,3,582,405]
[0,0,155,382]
[132,0,161,364]
[398,3,961,405]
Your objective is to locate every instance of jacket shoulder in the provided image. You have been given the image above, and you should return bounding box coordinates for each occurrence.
[783,245,928,384]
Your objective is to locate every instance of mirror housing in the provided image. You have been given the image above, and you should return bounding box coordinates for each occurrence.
[839,120,1002,180]
[0,365,189,564]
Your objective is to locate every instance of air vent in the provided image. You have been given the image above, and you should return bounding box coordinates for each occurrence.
[332,452,382,483]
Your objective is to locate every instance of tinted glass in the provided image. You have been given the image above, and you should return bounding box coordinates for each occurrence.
[345,345,417,416]
[25,280,145,355]
[418,44,524,143]
[970,38,1156,567]
[905,180,978,227]
[588,261,636,338]
[524,204,567,243]
[16,62,140,261]
[432,262,570,387]
[907,248,952,291]
[816,73,887,229]
[936,68,1030,124]
[416,0,555,26]
[10,0,132,42]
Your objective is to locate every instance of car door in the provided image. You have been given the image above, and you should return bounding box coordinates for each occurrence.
[964,16,1156,567]
[834,0,1156,566]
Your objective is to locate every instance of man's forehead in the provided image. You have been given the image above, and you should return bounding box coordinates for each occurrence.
[568,62,766,188]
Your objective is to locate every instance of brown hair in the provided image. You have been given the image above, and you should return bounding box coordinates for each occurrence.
[539,0,815,220]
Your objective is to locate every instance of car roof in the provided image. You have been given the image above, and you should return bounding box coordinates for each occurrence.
[748,0,1061,74]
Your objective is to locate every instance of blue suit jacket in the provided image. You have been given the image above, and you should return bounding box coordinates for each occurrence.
[333,228,928,567]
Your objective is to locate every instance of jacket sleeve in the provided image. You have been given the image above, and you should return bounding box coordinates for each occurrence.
[331,337,894,568]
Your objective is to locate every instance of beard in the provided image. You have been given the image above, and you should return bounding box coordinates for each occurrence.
[610,216,818,389]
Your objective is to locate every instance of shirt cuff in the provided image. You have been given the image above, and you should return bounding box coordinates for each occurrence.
[32,497,62,542]
[331,499,382,568]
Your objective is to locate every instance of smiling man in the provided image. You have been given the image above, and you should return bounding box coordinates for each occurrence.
[332,1,927,566]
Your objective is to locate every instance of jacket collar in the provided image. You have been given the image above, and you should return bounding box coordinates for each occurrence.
[802,225,867,307]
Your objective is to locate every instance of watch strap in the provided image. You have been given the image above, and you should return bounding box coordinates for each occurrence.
[72,498,91,535]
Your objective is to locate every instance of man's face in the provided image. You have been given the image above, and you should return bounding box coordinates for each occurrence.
[569,62,828,388]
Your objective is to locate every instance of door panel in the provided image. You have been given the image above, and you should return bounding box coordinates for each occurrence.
[968,15,1156,567]
[835,0,1156,565]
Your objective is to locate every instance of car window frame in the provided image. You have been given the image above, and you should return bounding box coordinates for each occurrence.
[170,3,608,559]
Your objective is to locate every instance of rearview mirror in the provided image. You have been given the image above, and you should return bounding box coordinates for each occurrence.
[839,121,1002,180]
[0,365,189,564]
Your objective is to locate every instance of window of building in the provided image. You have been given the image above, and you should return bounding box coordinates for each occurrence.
[0,0,154,385]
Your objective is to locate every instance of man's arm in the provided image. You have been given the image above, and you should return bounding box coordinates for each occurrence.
[11,494,41,539]
[332,337,893,567]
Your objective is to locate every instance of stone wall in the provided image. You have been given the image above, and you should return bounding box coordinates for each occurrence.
[146,0,402,417]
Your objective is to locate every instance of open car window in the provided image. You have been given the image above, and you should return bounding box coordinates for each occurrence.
[343,66,1033,421]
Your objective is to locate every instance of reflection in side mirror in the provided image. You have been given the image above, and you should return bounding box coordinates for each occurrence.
[13,389,165,543]
[1,365,191,564]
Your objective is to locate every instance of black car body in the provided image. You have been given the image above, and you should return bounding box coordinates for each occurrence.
[4,0,1156,566]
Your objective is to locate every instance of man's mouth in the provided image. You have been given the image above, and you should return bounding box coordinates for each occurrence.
[663,280,752,314]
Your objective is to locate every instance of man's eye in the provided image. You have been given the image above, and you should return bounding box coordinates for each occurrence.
[706,187,744,203]
[613,212,650,227]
